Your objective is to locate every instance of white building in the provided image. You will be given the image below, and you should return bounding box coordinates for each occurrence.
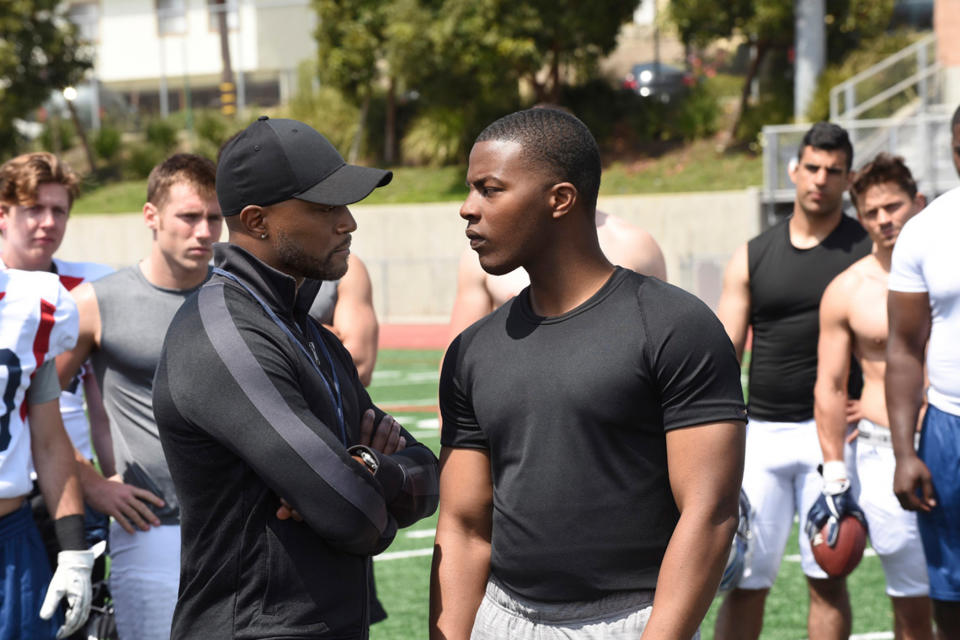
[68,0,318,116]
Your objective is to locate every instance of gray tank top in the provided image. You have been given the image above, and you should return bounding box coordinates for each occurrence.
[91,265,207,524]
[309,279,339,325]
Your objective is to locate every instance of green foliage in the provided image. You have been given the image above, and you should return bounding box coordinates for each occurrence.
[39,118,76,152]
[400,107,469,166]
[145,118,178,152]
[284,61,362,154]
[195,110,232,149]
[125,142,167,180]
[92,125,123,163]
[310,0,637,164]
[190,110,235,161]
[672,83,721,140]
[0,0,92,157]
[736,49,795,142]
[669,0,896,144]
[806,30,921,122]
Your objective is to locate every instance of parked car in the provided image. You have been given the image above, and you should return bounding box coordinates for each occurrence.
[622,62,695,104]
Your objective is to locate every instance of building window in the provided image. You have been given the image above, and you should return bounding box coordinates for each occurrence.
[157,0,186,36]
[207,0,238,31]
[68,3,100,42]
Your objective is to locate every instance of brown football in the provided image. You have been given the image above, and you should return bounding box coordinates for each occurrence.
[811,515,868,578]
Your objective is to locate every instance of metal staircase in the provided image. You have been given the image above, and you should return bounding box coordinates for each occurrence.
[761,33,958,222]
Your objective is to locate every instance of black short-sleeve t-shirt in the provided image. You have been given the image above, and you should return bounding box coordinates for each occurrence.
[440,267,747,602]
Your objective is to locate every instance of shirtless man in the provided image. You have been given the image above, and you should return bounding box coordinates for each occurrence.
[448,210,666,338]
[811,153,933,640]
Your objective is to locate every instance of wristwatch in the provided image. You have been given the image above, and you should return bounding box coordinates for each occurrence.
[356,448,379,473]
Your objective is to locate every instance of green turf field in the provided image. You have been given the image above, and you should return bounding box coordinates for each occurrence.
[367,349,897,639]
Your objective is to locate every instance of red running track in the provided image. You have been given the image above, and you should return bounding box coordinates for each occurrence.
[378,324,449,350]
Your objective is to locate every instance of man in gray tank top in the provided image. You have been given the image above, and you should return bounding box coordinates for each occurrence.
[57,154,223,640]
[308,253,379,386]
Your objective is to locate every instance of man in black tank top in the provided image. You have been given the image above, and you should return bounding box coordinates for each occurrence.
[714,123,871,640]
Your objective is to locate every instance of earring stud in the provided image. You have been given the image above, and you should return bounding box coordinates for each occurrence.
[260,233,267,239]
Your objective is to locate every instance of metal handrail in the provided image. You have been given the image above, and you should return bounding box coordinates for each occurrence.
[829,33,937,120]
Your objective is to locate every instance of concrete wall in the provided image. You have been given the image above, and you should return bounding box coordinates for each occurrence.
[936,0,960,107]
[44,189,761,323]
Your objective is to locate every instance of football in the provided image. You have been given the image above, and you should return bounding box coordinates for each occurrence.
[810,515,868,578]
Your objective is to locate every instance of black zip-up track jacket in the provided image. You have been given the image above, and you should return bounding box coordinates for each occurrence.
[153,243,439,639]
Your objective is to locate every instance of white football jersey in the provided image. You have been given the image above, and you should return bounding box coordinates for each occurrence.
[52,258,113,458]
[0,269,78,498]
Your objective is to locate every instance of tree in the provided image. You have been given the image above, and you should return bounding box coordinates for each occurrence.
[0,0,92,157]
[312,0,641,164]
[314,0,389,162]
[669,0,893,146]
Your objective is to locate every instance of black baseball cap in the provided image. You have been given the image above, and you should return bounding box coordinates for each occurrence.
[216,116,392,215]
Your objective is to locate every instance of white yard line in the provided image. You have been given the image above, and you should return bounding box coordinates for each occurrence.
[375,547,434,561]
[784,548,876,562]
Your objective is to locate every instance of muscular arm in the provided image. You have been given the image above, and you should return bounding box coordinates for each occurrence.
[430,447,493,640]
[642,421,745,639]
[81,367,115,476]
[29,399,84,521]
[331,255,379,386]
[57,284,165,527]
[885,290,933,511]
[447,247,494,343]
[814,274,855,464]
[716,243,751,361]
[56,282,100,389]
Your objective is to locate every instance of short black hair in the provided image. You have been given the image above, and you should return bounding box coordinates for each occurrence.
[475,108,602,211]
[850,152,918,211]
[952,103,960,129]
[798,122,854,171]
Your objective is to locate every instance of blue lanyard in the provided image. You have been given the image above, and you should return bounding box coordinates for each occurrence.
[212,268,348,445]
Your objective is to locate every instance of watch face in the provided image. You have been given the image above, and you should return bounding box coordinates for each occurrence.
[360,450,378,471]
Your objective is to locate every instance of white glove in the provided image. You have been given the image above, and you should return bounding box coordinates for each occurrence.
[39,549,95,639]
[821,460,850,495]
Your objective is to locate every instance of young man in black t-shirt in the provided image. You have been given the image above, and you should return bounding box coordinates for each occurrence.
[714,123,872,640]
[430,108,747,639]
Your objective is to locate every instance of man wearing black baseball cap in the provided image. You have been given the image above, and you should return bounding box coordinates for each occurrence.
[152,117,439,639]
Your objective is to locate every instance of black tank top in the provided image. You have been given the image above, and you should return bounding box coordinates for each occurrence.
[747,215,871,421]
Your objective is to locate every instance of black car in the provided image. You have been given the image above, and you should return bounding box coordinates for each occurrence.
[622,62,694,104]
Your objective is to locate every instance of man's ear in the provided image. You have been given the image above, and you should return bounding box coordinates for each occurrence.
[0,204,9,234]
[143,202,159,231]
[549,182,577,219]
[238,205,267,238]
[914,192,927,212]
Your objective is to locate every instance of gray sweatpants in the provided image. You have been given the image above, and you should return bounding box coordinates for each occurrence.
[471,576,699,639]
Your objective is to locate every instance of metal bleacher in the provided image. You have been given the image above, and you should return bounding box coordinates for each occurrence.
[761,33,958,224]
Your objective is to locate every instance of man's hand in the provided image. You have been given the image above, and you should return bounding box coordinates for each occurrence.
[276,410,406,521]
[804,462,867,547]
[844,398,862,427]
[39,549,95,638]
[84,474,165,533]
[358,409,406,454]
[893,454,936,512]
